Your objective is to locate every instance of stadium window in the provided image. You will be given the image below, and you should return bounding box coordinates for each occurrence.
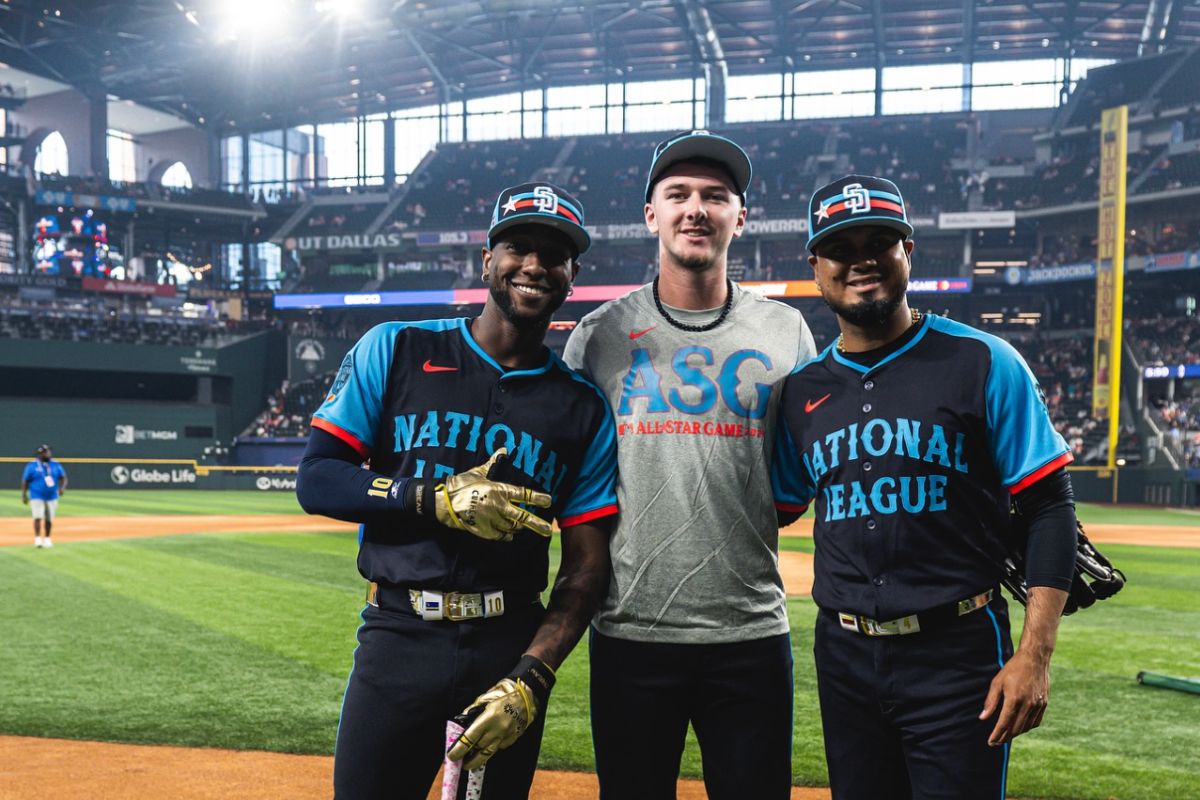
[466,92,523,141]
[34,130,68,176]
[285,125,315,188]
[319,120,359,187]
[546,84,607,137]
[882,63,964,114]
[248,132,285,194]
[220,243,242,287]
[107,129,137,183]
[395,104,441,182]
[1062,58,1116,94]
[726,73,785,124]
[443,101,465,144]
[607,83,624,133]
[161,161,193,189]
[522,89,544,139]
[793,68,875,119]
[972,59,1059,110]
[363,114,386,185]
[253,242,282,290]
[221,135,244,191]
[0,109,6,167]
[625,78,699,133]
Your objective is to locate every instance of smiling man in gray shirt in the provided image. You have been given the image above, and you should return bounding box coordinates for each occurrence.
[564,130,816,800]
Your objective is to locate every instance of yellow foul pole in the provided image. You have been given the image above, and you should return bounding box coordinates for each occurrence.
[1093,106,1127,469]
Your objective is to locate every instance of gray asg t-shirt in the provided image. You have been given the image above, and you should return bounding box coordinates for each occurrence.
[564,283,817,643]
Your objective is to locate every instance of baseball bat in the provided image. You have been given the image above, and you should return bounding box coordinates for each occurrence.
[1136,670,1200,696]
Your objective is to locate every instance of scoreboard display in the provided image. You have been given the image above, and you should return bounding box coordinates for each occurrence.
[33,210,123,278]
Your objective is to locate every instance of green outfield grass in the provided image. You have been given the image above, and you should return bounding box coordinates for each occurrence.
[0,489,304,517]
[0,493,1197,798]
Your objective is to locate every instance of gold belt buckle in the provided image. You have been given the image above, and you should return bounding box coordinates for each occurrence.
[445,592,483,622]
[957,589,993,616]
[862,614,920,636]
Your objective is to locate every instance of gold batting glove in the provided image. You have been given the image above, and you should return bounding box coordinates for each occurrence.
[432,448,553,541]
[447,655,556,770]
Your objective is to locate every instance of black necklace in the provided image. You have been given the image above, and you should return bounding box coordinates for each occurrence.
[652,277,735,333]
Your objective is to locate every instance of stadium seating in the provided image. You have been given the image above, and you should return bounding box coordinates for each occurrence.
[400,139,552,230]
[242,371,336,439]
[1064,50,1186,128]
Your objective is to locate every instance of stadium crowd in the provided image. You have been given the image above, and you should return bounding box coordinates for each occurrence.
[0,293,261,346]
[240,371,336,439]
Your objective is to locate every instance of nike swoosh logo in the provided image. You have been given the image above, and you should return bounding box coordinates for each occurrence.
[629,326,657,339]
[805,393,832,413]
[422,360,457,373]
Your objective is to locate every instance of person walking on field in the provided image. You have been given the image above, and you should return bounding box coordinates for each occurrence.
[564,130,817,800]
[22,444,67,548]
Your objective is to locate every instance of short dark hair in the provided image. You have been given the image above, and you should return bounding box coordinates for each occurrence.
[648,156,743,204]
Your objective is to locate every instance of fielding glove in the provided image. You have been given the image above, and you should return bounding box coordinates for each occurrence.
[413,448,553,542]
[447,655,556,770]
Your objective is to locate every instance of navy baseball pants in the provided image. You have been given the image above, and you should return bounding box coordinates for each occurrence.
[813,594,1015,800]
[589,628,795,800]
[333,599,547,800]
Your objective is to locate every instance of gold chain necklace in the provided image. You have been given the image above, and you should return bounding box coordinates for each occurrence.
[837,308,923,353]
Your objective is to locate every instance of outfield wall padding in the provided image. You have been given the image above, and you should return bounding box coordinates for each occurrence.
[0,459,297,491]
[0,331,286,459]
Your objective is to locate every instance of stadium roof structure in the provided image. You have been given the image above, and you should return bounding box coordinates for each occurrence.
[0,0,1197,132]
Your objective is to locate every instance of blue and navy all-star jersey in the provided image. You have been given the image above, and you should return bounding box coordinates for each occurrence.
[311,318,619,596]
[771,313,1072,620]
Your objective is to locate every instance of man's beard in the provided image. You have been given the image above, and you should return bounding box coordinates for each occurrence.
[824,292,904,329]
[490,280,567,330]
[666,234,721,273]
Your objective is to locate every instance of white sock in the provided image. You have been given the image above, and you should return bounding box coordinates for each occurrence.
[35,535,43,546]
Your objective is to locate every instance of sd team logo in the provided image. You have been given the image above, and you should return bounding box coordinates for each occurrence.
[843,182,871,214]
[532,185,559,215]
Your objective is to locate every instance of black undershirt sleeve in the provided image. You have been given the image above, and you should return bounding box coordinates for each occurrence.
[1011,467,1078,591]
[296,427,426,525]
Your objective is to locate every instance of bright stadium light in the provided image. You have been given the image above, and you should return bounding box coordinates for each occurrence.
[316,0,361,17]
[217,0,290,40]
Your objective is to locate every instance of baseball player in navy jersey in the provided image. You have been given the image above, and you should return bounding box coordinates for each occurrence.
[297,182,618,800]
[565,131,816,800]
[771,174,1079,800]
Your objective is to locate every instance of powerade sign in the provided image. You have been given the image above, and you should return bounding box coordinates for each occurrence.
[109,465,197,485]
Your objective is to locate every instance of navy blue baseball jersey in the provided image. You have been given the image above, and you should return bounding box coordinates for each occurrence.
[312,318,618,596]
[771,313,1071,620]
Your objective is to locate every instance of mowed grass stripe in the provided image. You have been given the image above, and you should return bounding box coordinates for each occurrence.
[242,529,363,559]
[11,540,361,675]
[1075,501,1200,528]
[0,553,344,753]
[1012,740,1200,800]
[133,534,361,594]
[0,489,304,518]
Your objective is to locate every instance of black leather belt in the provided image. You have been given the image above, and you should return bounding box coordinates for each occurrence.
[366,582,537,621]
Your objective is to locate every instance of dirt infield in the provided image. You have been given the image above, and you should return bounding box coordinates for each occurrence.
[0,735,832,799]
[0,514,356,547]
